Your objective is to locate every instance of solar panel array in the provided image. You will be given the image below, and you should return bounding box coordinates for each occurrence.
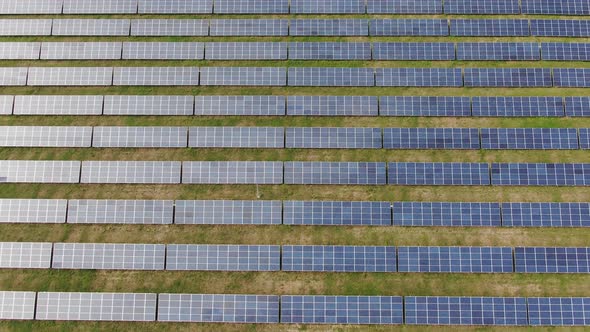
[189,127,284,148]
[528,298,590,326]
[445,0,520,14]
[472,97,565,117]
[388,162,491,186]
[288,67,374,87]
[372,42,455,61]
[123,42,204,60]
[289,42,371,61]
[531,20,590,37]
[375,68,462,87]
[379,97,471,117]
[514,247,590,273]
[464,68,553,87]
[491,163,590,186]
[0,242,52,269]
[451,19,530,37]
[138,0,213,14]
[0,126,92,148]
[286,127,382,149]
[0,291,36,320]
[104,96,194,116]
[166,245,281,271]
[457,42,540,61]
[0,199,67,224]
[282,246,396,272]
[283,201,391,226]
[80,161,182,184]
[481,128,579,150]
[393,202,502,227]
[287,96,378,116]
[67,200,174,225]
[367,0,442,14]
[0,160,81,184]
[502,203,590,227]
[181,161,283,184]
[52,243,166,270]
[284,162,387,185]
[93,127,188,148]
[398,247,514,273]
[383,128,480,150]
[205,42,286,60]
[195,96,286,116]
[174,200,282,225]
[14,95,103,115]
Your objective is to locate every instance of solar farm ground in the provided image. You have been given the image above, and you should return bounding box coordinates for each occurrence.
[0,12,590,332]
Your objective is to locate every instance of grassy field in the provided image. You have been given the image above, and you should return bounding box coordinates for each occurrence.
[0,11,589,331]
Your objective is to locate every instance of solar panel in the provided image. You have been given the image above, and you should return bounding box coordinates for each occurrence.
[131,19,208,36]
[62,0,137,13]
[290,0,365,14]
[27,67,113,86]
[528,298,590,326]
[286,127,382,149]
[138,0,212,13]
[405,297,528,325]
[0,19,51,37]
[0,96,13,115]
[372,42,455,61]
[284,162,387,185]
[214,0,287,13]
[491,163,590,186]
[281,296,403,324]
[282,246,396,272]
[481,128,579,150]
[522,0,590,15]
[188,127,284,148]
[464,68,552,87]
[566,97,590,117]
[398,246,513,273]
[0,160,81,184]
[166,245,280,271]
[113,67,199,86]
[287,96,378,116]
[92,127,188,148]
[367,0,442,14]
[41,42,121,60]
[383,128,479,150]
[0,242,52,269]
[376,68,462,87]
[445,0,519,14]
[52,243,165,270]
[502,202,590,227]
[472,97,565,117]
[0,126,92,148]
[182,161,283,184]
[283,201,391,226]
[158,294,280,323]
[289,42,371,61]
[451,19,529,37]
[13,95,103,116]
[36,292,157,321]
[0,199,67,224]
[370,19,449,36]
[0,291,36,320]
[104,95,193,116]
[379,96,471,117]
[195,96,285,116]
[210,19,288,36]
[0,68,27,86]
[52,19,130,36]
[0,42,40,60]
[389,162,490,186]
[205,42,287,60]
[123,42,204,60]
[290,19,368,36]
[393,202,502,227]
[531,20,590,38]
[457,43,539,61]
[554,68,590,88]
[288,67,374,87]
[174,200,282,225]
[200,67,286,86]
[542,43,590,61]
[0,0,63,14]
[580,129,590,149]
[515,247,590,273]
[67,200,174,225]
[80,161,182,184]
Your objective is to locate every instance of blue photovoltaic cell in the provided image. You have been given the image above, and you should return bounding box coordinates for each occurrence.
[181,161,283,184]
[515,247,590,273]
[282,246,396,272]
[138,0,213,14]
[393,202,502,227]
[174,200,282,225]
[566,97,590,117]
[367,0,442,14]
[290,19,368,36]
[481,128,579,150]
[457,43,540,61]
[372,43,455,61]
[165,245,281,271]
[206,42,286,60]
[290,0,365,14]
[281,296,403,324]
[284,162,387,185]
[464,68,552,88]
[502,202,590,227]
[376,68,462,87]
[286,127,382,149]
[531,20,590,38]
[200,67,286,86]
[580,129,590,149]
[388,162,490,186]
[283,201,392,226]
[287,96,378,117]
[542,43,590,61]
[405,297,528,326]
[188,127,284,148]
[398,246,513,273]
[522,0,590,15]
[288,67,374,87]
[288,42,371,61]
[379,96,471,117]
[370,19,448,36]
[195,96,285,116]
[445,0,520,14]
[210,19,288,37]
[62,0,137,14]
[383,128,480,150]
[491,163,590,186]
[451,20,529,37]
[472,97,565,117]
[554,68,590,88]
[213,0,288,14]
[157,294,280,323]
[528,298,590,326]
